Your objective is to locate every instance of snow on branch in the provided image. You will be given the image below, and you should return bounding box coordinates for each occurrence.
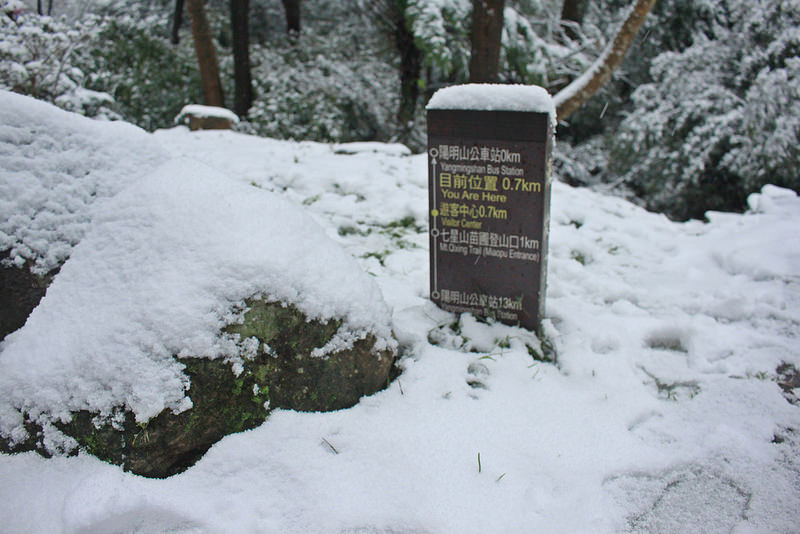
[553,0,657,120]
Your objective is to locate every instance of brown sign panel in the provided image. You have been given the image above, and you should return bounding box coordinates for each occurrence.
[427,109,553,334]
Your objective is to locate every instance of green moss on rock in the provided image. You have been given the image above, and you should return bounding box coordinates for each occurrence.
[59,354,273,478]
[225,300,395,412]
[1,298,396,478]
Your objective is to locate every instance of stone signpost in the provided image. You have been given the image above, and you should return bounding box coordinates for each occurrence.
[426,84,554,335]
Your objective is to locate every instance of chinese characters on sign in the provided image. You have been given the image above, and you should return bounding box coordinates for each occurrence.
[428,109,553,333]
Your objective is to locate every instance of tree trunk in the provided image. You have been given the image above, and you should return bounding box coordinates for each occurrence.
[281,0,301,35]
[230,0,253,118]
[553,0,656,120]
[397,31,422,130]
[361,0,422,140]
[469,0,505,83]
[186,0,225,108]
[171,0,185,45]
[392,1,422,132]
[561,0,588,41]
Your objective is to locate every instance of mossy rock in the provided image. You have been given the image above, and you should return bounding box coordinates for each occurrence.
[1,299,395,478]
[225,299,395,412]
[1,354,271,478]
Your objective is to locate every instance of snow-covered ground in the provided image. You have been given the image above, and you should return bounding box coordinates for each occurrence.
[1,92,799,533]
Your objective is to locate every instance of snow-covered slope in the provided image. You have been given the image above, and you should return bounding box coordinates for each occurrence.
[1,92,799,533]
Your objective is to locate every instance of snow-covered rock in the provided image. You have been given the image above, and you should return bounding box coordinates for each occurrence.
[175,104,239,131]
[0,90,166,339]
[0,90,166,274]
[0,95,397,476]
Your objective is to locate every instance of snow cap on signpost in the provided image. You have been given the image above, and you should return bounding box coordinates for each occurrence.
[426,84,554,335]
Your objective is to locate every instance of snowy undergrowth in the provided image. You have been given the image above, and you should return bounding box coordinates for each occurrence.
[1,94,799,533]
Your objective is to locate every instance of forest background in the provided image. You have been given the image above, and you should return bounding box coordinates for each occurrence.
[1,0,798,221]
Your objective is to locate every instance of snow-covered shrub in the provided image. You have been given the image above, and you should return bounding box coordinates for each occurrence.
[405,0,471,84]
[0,11,113,116]
[244,31,398,143]
[83,15,202,131]
[500,0,600,88]
[403,0,597,90]
[1,0,23,19]
[559,0,736,145]
[609,0,800,220]
[0,2,200,130]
